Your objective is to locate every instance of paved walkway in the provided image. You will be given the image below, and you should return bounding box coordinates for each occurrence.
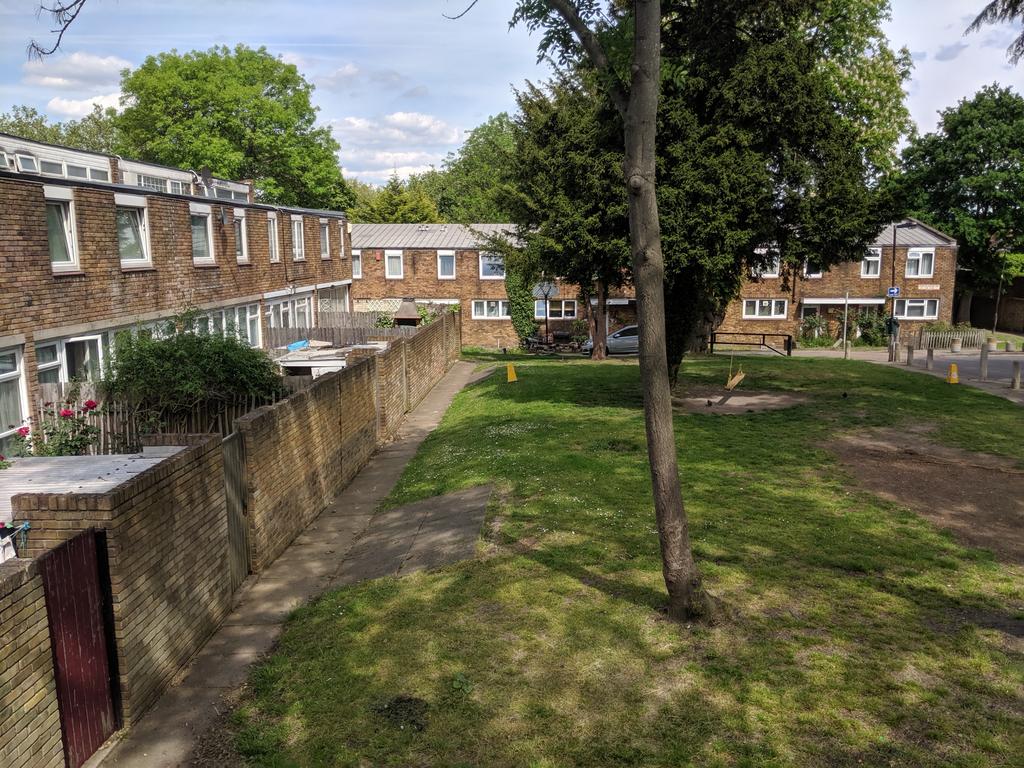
[97,361,488,768]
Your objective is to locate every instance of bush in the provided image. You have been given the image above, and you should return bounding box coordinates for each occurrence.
[856,313,889,346]
[799,314,832,346]
[11,386,101,456]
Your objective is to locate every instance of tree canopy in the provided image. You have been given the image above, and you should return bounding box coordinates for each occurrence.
[118,45,353,210]
[347,172,442,223]
[0,104,121,154]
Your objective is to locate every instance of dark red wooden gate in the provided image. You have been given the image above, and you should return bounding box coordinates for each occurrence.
[40,530,119,768]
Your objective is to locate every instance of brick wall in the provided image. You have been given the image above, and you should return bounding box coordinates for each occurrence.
[13,434,230,724]
[238,313,460,571]
[0,558,63,768]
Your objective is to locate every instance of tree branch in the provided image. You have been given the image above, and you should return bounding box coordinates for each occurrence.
[28,0,88,59]
[443,0,482,21]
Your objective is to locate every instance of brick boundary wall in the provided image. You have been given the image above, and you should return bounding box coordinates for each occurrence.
[13,434,230,725]
[239,312,461,572]
[0,558,63,768]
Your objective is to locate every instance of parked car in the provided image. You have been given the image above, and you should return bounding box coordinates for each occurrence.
[581,325,639,355]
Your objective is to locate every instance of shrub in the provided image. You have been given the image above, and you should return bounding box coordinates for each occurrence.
[856,313,889,346]
[11,394,101,456]
[799,314,832,346]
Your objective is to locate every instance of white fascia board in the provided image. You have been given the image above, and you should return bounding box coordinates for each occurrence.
[802,297,886,305]
[189,202,212,215]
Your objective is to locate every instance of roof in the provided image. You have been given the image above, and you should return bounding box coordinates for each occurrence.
[351,223,514,249]
[871,218,957,248]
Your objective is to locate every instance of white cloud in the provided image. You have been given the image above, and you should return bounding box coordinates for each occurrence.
[22,52,130,90]
[46,92,121,118]
[330,111,463,149]
[317,63,428,97]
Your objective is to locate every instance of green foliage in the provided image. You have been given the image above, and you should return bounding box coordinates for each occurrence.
[504,263,540,345]
[856,312,890,346]
[348,173,441,223]
[900,85,1024,291]
[104,312,285,429]
[374,313,396,329]
[967,0,1024,62]
[12,395,101,457]
[0,104,121,154]
[799,314,832,344]
[117,45,352,210]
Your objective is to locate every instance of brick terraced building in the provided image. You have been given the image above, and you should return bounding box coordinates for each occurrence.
[717,219,958,343]
[0,133,353,451]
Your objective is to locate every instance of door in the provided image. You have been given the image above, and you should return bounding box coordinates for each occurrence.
[39,530,119,768]
[223,432,251,592]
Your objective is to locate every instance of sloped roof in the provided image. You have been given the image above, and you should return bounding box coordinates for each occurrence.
[871,218,957,248]
[351,223,514,249]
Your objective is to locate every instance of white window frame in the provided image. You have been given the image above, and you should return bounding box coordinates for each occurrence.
[751,249,781,278]
[906,249,935,278]
[385,249,404,279]
[319,219,331,260]
[742,298,788,319]
[189,202,216,266]
[114,193,152,269]
[894,298,939,320]
[267,213,280,263]
[35,342,61,386]
[15,153,39,173]
[291,215,305,261]
[861,247,881,278]
[44,186,79,273]
[40,159,63,176]
[0,347,28,448]
[534,299,578,319]
[352,249,362,279]
[479,252,505,280]
[267,295,313,329]
[803,261,823,279]
[234,208,249,264]
[437,249,456,280]
[471,299,511,319]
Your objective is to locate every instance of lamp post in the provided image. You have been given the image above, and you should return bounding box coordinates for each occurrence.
[889,221,916,361]
[993,248,1008,336]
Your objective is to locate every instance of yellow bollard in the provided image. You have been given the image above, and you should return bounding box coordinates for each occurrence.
[946,363,959,384]
[506,363,518,383]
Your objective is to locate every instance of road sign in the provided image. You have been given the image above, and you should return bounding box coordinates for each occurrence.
[887,286,900,298]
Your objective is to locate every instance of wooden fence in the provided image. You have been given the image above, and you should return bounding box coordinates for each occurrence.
[916,327,987,350]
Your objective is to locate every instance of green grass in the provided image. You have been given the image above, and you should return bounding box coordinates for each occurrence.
[234,355,1023,768]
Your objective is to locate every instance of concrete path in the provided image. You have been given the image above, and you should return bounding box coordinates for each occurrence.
[96,361,489,768]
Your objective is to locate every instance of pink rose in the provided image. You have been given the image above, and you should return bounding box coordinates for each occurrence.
[59,408,75,419]
[83,399,98,411]
[16,427,29,436]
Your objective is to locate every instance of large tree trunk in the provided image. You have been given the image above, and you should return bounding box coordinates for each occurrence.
[956,289,974,325]
[591,279,609,360]
[623,0,709,621]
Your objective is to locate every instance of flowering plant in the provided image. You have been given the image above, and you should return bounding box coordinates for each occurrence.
[11,399,101,457]
[0,455,10,470]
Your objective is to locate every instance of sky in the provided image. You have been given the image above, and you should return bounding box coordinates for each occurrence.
[0,0,1021,184]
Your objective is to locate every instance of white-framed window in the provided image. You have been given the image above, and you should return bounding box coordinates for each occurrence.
[35,343,61,385]
[89,168,109,182]
[861,247,881,277]
[0,347,27,452]
[190,303,262,348]
[234,208,249,263]
[65,164,87,179]
[352,249,362,279]
[267,213,280,263]
[44,186,78,272]
[471,299,511,319]
[137,174,166,192]
[385,249,403,279]
[319,220,331,260]
[40,159,63,175]
[437,249,456,280]
[534,299,577,319]
[168,180,187,195]
[291,216,305,261]
[115,196,151,268]
[742,299,788,319]
[751,248,780,278]
[803,260,823,278]
[479,252,505,279]
[894,298,938,319]
[15,154,39,173]
[268,296,313,329]
[906,249,934,278]
[190,203,216,265]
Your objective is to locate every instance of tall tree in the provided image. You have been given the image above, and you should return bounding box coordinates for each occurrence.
[968,1,1024,62]
[900,85,1024,320]
[348,172,442,223]
[0,104,120,153]
[118,45,353,210]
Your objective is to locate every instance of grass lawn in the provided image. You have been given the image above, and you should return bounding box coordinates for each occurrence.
[233,354,1023,768]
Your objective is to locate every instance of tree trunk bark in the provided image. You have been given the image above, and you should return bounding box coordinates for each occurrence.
[591,279,608,360]
[956,289,974,325]
[623,0,708,621]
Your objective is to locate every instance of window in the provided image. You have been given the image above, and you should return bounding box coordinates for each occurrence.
[534,299,577,319]
[40,160,63,175]
[44,188,77,272]
[138,174,166,192]
[89,168,109,182]
[319,220,330,260]
[267,214,280,263]
[894,298,938,319]
[352,249,362,279]
[385,249,403,279]
[861,247,881,277]
[168,180,187,195]
[0,348,26,453]
[742,299,788,319]
[116,206,150,267]
[63,336,103,381]
[66,164,88,179]
[35,343,60,385]
[291,217,305,261]
[803,260,824,278]
[479,252,505,279]
[438,250,456,279]
[15,154,38,173]
[906,249,934,278]
[190,203,215,265]
[268,296,313,329]
[471,299,511,319]
[751,249,780,278]
[234,209,249,263]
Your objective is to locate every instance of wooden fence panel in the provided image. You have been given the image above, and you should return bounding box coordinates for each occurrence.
[222,433,250,593]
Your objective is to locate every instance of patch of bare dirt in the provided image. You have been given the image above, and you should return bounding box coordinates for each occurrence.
[673,385,808,415]
[833,428,1024,565]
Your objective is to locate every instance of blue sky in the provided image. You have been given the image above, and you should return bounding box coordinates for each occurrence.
[0,0,1021,183]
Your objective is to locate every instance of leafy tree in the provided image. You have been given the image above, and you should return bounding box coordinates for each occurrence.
[348,172,442,223]
[0,104,121,153]
[117,45,353,210]
[968,0,1024,62]
[900,85,1024,319]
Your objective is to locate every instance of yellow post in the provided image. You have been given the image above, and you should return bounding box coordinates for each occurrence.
[946,363,959,384]
[506,363,518,383]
